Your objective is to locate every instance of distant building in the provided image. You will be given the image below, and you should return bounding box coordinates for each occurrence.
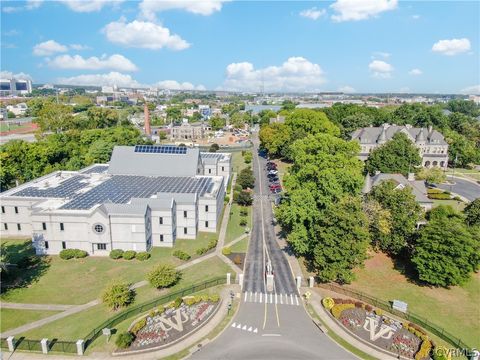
[6,103,28,117]
[351,124,449,169]
[269,115,285,124]
[171,119,211,140]
[362,172,433,211]
[0,77,32,96]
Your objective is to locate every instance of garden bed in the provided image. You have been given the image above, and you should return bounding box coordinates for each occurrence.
[226,252,245,269]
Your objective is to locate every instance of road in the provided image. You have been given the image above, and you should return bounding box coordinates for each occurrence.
[193,135,355,360]
[436,176,480,201]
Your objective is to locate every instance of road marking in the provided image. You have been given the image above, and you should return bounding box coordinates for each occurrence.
[275,293,277,304]
[244,292,247,302]
[270,293,273,304]
[242,325,247,331]
[263,300,267,329]
[280,293,283,304]
[262,334,282,337]
[259,293,262,303]
[290,294,294,305]
[254,292,257,302]
[295,295,299,306]
[231,322,236,328]
[253,328,258,333]
[275,301,280,327]
[236,323,242,329]
[248,326,253,332]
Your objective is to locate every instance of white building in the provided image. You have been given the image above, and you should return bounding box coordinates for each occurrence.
[0,145,231,256]
[6,103,28,117]
[0,77,32,96]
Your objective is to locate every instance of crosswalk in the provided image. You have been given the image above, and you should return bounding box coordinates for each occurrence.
[231,322,258,334]
[242,291,301,306]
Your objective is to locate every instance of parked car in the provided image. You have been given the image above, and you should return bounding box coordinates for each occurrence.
[269,184,281,190]
[268,170,278,175]
[271,188,282,194]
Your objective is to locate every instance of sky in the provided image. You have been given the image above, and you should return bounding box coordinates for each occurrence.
[1,0,479,94]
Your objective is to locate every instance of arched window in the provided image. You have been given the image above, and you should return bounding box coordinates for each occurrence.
[425,161,431,167]
[433,161,438,167]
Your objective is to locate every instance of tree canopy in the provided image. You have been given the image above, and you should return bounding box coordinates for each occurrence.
[464,199,480,226]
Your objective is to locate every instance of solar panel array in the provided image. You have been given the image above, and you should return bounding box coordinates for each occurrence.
[200,153,224,159]
[82,165,109,174]
[60,175,213,210]
[134,145,187,155]
[12,176,88,199]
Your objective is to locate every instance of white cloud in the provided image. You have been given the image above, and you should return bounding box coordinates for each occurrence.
[0,71,33,81]
[372,51,391,59]
[432,38,471,56]
[408,68,422,76]
[460,85,480,95]
[33,40,68,56]
[299,7,326,20]
[59,0,123,12]
[69,44,90,51]
[221,57,326,92]
[411,14,420,20]
[154,80,205,91]
[399,87,410,93]
[369,60,394,78]
[26,0,43,10]
[330,0,397,22]
[338,85,356,93]
[57,72,142,88]
[2,0,42,12]
[103,18,190,51]
[48,54,138,72]
[139,0,228,20]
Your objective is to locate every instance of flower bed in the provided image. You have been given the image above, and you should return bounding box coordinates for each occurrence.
[323,297,440,360]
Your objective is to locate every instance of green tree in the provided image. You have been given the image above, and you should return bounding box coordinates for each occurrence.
[443,129,480,167]
[285,109,340,143]
[230,112,248,128]
[208,116,226,130]
[115,332,134,349]
[7,111,16,119]
[259,123,291,157]
[35,103,74,132]
[102,282,135,310]
[464,199,480,226]
[237,167,255,189]
[86,107,119,128]
[363,200,392,250]
[365,132,422,176]
[446,99,479,117]
[258,109,277,126]
[234,189,253,206]
[412,211,480,287]
[368,180,422,255]
[312,197,370,284]
[416,167,446,184]
[209,143,220,153]
[147,264,181,289]
[281,100,297,111]
[166,107,182,123]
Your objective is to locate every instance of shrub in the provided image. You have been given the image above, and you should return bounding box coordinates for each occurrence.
[428,193,451,200]
[224,195,230,203]
[222,247,232,255]
[239,217,247,226]
[157,305,165,314]
[233,254,242,265]
[415,339,432,360]
[110,249,124,260]
[453,196,462,201]
[183,297,196,306]
[209,294,220,302]
[365,304,373,312]
[173,250,191,261]
[321,297,335,310]
[147,264,181,289]
[244,152,252,164]
[115,332,134,349]
[235,190,253,206]
[240,208,248,216]
[173,297,183,308]
[331,303,355,319]
[354,301,363,308]
[123,250,136,260]
[427,188,443,194]
[59,249,76,260]
[234,184,242,192]
[136,252,151,261]
[102,282,135,311]
[374,309,383,316]
[196,247,208,255]
[207,239,218,250]
[130,318,146,335]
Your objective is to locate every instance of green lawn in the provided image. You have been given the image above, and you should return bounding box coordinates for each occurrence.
[0,309,60,332]
[1,234,217,305]
[230,237,249,253]
[345,252,480,348]
[432,199,467,211]
[448,168,480,181]
[224,204,251,244]
[231,151,250,173]
[18,256,233,341]
[0,123,24,132]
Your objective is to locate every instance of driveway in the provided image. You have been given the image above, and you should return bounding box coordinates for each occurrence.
[436,176,480,202]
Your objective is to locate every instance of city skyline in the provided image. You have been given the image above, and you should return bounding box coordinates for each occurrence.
[1,0,479,94]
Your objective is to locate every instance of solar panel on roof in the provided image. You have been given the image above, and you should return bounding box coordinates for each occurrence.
[134,145,187,155]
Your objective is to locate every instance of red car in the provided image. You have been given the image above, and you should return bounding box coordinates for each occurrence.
[269,184,281,190]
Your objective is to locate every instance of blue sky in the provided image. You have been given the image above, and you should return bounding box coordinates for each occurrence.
[1,0,479,93]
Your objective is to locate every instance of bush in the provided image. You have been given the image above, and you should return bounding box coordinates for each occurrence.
[222,247,232,255]
[73,249,88,258]
[173,297,183,308]
[240,208,248,216]
[102,282,135,311]
[224,195,230,203]
[233,254,242,265]
[183,297,197,306]
[209,294,220,302]
[136,252,151,261]
[415,339,432,360]
[374,309,383,316]
[157,305,165,314]
[130,318,146,335]
[322,297,334,310]
[331,303,355,318]
[59,249,76,260]
[195,247,208,255]
[235,190,253,206]
[207,239,218,250]
[243,152,252,164]
[147,264,181,289]
[234,184,242,192]
[110,249,124,260]
[239,217,247,226]
[123,250,136,260]
[115,332,134,349]
[173,250,191,261]
[427,193,451,200]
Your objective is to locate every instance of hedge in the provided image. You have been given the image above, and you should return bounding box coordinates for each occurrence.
[59,249,88,260]
[110,249,124,259]
[136,252,151,261]
[427,193,451,200]
[123,250,136,260]
[173,250,191,261]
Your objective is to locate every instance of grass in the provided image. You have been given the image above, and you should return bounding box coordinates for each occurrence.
[448,168,480,181]
[230,237,249,253]
[1,234,217,305]
[231,151,250,173]
[0,309,60,332]
[432,199,467,211]
[224,204,251,244]
[0,123,24,132]
[345,252,480,348]
[272,159,291,184]
[18,256,233,341]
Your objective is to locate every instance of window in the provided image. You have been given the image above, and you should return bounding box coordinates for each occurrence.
[60,223,64,231]
[205,205,209,212]
[160,234,164,242]
[159,217,163,225]
[17,223,21,231]
[14,206,18,214]
[1,206,4,213]
[205,221,209,228]
[45,241,49,249]
[42,222,47,230]
[183,211,187,218]
[93,224,104,234]
[222,166,225,171]
[208,169,212,174]
[97,243,107,250]
[62,241,66,249]
[184,227,187,235]
[4,223,8,230]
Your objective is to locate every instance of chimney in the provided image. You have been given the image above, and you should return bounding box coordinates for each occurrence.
[144,102,151,136]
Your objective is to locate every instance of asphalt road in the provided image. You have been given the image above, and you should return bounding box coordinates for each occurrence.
[436,176,480,201]
[193,135,356,360]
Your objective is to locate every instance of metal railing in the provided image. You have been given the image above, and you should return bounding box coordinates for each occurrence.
[317,283,472,350]
[1,276,228,355]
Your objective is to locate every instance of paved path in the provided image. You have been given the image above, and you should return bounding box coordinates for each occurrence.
[0,303,73,311]
[436,175,480,202]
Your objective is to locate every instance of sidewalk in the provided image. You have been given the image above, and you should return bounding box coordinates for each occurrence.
[0,303,73,311]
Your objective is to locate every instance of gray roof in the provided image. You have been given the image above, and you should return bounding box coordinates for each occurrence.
[100,203,147,216]
[351,124,447,145]
[130,197,173,210]
[364,173,432,204]
[200,152,230,165]
[156,192,197,204]
[108,146,200,177]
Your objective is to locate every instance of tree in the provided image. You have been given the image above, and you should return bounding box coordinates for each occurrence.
[209,116,226,130]
[115,332,134,349]
[362,200,392,250]
[365,132,422,176]
[285,109,341,143]
[446,99,479,117]
[281,100,297,111]
[102,282,135,310]
[209,143,219,153]
[147,264,181,289]
[7,111,16,118]
[337,113,373,138]
[86,107,119,128]
[237,167,255,189]
[312,197,370,284]
[443,129,480,167]
[234,190,253,206]
[259,123,291,157]
[35,103,74,132]
[464,199,480,226]
[416,167,446,184]
[368,180,422,255]
[230,112,248,128]
[412,212,480,287]
[166,107,182,123]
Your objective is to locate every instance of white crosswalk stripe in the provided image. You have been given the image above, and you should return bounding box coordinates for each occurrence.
[242,292,300,306]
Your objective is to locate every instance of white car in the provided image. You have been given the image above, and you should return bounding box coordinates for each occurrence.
[268,170,278,175]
